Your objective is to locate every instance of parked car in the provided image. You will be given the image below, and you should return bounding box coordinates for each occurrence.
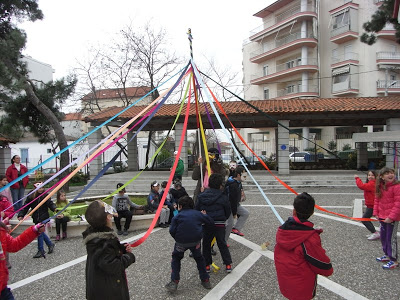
[289,152,310,162]
[237,155,268,169]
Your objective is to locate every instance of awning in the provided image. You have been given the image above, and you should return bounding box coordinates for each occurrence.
[332,65,350,76]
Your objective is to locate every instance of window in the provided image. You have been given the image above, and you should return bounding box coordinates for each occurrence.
[263,88,269,100]
[336,126,367,139]
[333,73,349,84]
[263,65,269,76]
[333,10,349,29]
[47,149,52,154]
[287,84,295,93]
[249,132,270,142]
[286,60,295,69]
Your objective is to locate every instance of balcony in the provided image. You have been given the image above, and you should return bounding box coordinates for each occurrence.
[251,58,318,85]
[332,77,358,96]
[330,23,358,44]
[377,23,396,41]
[249,4,317,41]
[331,52,359,68]
[250,32,317,63]
[376,80,400,94]
[376,52,400,67]
[276,84,319,99]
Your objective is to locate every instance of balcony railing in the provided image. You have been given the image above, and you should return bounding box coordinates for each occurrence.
[249,4,316,36]
[377,80,400,89]
[332,78,358,93]
[332,52,359,64]
[376,52,400,60]
[331,23,355,37]
[276,84,318,98]
[252,58,318,80]
[250,32,315,58]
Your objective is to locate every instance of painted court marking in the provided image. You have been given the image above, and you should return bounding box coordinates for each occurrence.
[8,229,161,290]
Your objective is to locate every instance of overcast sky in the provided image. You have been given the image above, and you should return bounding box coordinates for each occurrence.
[20,0,271,80]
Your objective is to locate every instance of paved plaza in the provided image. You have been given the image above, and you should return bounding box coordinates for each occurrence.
[6,170,400,299]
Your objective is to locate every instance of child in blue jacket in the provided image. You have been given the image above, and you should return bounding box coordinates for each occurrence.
[165,196,214,292]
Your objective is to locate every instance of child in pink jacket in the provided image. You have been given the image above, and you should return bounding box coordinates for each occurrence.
[374,167,400,269]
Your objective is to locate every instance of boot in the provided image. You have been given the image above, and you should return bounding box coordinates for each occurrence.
[33,250,46,259]
[62,232,67,239]
[48,243,55,254]
[55,234,60,241]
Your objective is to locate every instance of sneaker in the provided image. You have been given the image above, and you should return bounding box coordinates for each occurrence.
[48,243,55,254]
[376,255,390,262]
[382,261,399,269]
[205,265,211,273]
[33,250,46,259]
[62,232,67,239]
[165,280,178,292]
[201,279,212,289]
[231,228,244,236]
[226,243,230,248]
[117,230,123,235]
[55,234,60,242]
[367,232,380,241]
[123,229,128,236]
[226,264,232,273]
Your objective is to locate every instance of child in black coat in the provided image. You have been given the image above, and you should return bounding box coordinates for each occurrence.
[165,196,214,292]
[82,200,136,300]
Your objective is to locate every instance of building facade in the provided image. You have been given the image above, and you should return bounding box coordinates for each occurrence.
[240,0,398,157]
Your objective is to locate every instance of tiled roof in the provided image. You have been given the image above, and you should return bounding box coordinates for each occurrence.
[82,87,151,101]
[84,96,400,122]
[63,113,82,121]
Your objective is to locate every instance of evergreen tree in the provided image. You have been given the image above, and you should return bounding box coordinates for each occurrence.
[361,0,400,45]
[0,0,76,190]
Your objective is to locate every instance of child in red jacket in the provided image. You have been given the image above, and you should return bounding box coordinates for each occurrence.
[355,170,379,240]
[0,221,44,299]
[274,192,333,300]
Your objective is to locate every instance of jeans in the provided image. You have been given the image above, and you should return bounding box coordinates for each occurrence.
[203,224,232,266]
[37,232,52,251]
[170,242,209,282]
[10,187,25,211]
[0,287,14,300]
[114,210,133,231]
[55,216,70,234]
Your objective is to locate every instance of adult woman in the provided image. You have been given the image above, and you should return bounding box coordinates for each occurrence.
[6,155,29,211]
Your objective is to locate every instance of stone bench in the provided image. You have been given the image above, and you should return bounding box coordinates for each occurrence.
[9,214,156,238]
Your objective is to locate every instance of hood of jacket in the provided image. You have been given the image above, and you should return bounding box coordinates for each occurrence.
[198,188,224,205]
[82,226,118,249]
[276,217,320,251]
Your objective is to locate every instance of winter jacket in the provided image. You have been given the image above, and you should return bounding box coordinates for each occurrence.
[0,197,14,223]
[192,162,227,202]
[169,208,214,246]
[274,216,333,300]
[373,182,400,221]
[195,188,231,224]
[175,159,184,176]
[355,178,376,208]
[147,190,161,212]
[112,194,141,212]
[0,225,39,291]
[5,163,29,189]
[169,187,188,203]
[55,202,71,219]
[82,226,135,300]
[0,187,12,204]
[225,176,242,216]
[18,191,56,224]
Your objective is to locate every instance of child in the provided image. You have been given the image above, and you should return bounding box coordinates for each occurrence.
[354,171,380,240]
[274,192,333,300]
[169,180,189,204]
[195,173,233,273]
[374,167,400,269]
[165,195,214,292]
[0,195,14,269]
[147,181,170,228]
[225,166,249,241]
[82,200,135,300]
[112,183,144,236]
[0,175,12,205]
[55,190,70,241]
[0,221,45,299]
[18,182,56,258]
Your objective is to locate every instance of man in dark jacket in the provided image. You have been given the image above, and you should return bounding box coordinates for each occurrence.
[166,196,214,292]
[195,173,233,273]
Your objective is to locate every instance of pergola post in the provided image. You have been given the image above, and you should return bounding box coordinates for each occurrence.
[277,120,290,175]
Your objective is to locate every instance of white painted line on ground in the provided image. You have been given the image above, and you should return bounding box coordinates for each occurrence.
[229,235,370,300]
[9,229,161,290]
[246,192,363,195]
[353,199,364,218]
[202,251,262,300]
[242,204,352,209]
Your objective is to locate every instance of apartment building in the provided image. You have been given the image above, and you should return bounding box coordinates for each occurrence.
[240,0,398,157]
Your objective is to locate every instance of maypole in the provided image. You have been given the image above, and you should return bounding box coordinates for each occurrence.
[188,28,204,187]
